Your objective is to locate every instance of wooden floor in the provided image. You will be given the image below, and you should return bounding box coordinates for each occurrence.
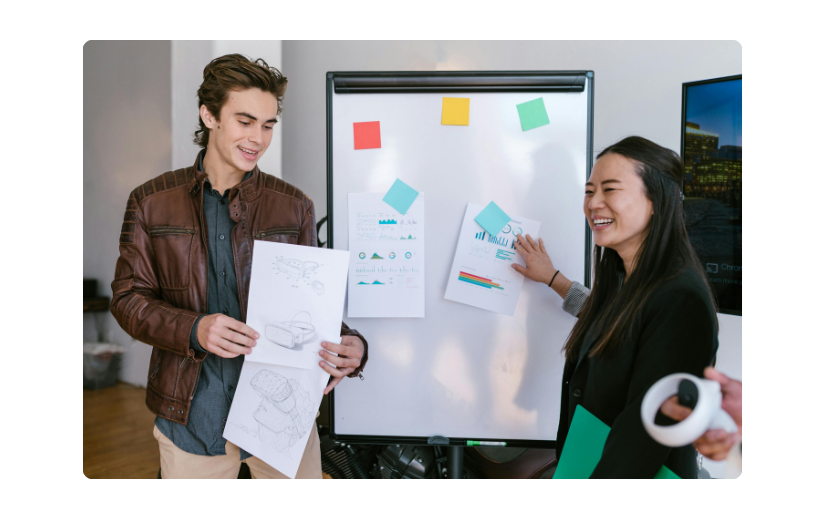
[84,382,159,479]
[84,382,334,479]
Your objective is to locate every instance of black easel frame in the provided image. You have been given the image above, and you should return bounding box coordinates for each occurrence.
[326,71,595,452]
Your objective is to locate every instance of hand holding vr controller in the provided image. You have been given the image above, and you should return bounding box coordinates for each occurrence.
[642,367,742,461]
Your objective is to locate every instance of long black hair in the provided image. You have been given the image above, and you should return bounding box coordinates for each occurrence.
[563,136,717,360]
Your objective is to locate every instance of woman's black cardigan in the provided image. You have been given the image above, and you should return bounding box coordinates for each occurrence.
[555,267,719,478]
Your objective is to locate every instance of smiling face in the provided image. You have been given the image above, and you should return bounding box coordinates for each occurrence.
[200,87,279,176]
[584,153,654,266]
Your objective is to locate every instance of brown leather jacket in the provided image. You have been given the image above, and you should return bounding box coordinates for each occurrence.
[111,154,367,425]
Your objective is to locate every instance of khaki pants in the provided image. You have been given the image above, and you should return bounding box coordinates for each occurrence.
[153,422,323,479]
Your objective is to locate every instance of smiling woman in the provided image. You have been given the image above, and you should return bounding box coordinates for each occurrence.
[514,136,720,478]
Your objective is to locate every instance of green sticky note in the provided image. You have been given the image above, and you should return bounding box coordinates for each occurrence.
[516,98,550,131]
[474,201,511,237]
[553,405,680,479]
[382,179,419,215]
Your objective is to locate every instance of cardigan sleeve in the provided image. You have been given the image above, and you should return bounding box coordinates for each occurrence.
[562,281,590,317]
[589,282,717,478]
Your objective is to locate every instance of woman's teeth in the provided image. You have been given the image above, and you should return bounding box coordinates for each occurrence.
[594,218,614,225]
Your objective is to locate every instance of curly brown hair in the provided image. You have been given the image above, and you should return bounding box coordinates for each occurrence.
[193,54,288,148]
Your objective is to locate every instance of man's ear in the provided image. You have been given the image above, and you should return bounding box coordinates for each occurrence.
[200,105,218,130]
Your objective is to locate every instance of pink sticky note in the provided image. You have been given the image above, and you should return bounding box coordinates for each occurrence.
[353,121,381,150]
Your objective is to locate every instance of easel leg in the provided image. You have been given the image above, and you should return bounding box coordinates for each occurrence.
[447,446,463,479]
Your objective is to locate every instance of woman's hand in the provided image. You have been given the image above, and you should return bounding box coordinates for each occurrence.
[512,234,556,285]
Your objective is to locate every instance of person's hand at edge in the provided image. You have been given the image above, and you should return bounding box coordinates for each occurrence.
[705,367,742,430]
[659,367,742,461]
[196,314,259,358]
[319,336,365,395]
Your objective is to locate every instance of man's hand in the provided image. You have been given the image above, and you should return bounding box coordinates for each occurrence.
[512,234,556,284]
[196,314,259,358]
[659,367,742,461]
[318,336,365,395]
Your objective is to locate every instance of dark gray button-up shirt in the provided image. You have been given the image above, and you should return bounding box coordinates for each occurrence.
[155,151,253,460]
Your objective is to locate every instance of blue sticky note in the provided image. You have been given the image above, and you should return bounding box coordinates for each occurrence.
[382,179,419,215]
[474,201,511,237]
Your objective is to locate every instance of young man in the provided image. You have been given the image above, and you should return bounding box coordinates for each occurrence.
[111,54,367,479]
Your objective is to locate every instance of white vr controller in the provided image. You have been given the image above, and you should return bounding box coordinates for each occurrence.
[641,373,739,447]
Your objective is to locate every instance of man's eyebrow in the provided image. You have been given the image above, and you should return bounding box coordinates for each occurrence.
[235,112,279,124]
[235,112,257,121]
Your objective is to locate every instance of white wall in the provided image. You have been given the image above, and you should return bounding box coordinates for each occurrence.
[172,41,283,178]
[281,40,742,477]
[83,40,172,386]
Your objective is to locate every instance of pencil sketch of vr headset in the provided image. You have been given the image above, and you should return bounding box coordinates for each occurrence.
[250,370,313,450]
[265,311,316,350]
[275,258,319,279]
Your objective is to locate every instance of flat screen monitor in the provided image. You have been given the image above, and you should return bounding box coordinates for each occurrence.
[680,75,742,316]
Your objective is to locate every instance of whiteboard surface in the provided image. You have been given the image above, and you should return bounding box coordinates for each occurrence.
[331,85,590,442]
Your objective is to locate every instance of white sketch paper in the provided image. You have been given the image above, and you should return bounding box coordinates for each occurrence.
[245,242,350,369]
[444,203,541,316]
[224,360,331,479]
[347,192,425,317]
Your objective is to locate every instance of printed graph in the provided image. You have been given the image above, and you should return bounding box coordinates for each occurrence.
[356,265,418,274]
[379,219,397,225]
[371,253,383,259]
[357,280,386,285]
[470,243,494,255]
[458,271,504,290]
[474,230,509,247]
[496,249,515,261]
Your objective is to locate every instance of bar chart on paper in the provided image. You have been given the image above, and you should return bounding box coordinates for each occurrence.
[347,192,426,317]
[445,202,540,315]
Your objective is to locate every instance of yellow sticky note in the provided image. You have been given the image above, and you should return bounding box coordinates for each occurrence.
[441,97,470,126]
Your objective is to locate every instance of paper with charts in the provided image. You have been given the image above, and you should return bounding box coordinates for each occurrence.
[244,241,351,369]
[224,360,331,479]
[444,203,540,316]
[347,192,425,318]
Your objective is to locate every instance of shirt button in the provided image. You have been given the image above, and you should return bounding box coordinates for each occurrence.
[220,271,226,277]
[228,385,234,391]
[220,200,226,205]
[223,308,228,314]
[573,388,582,397]
[219,234,225,240]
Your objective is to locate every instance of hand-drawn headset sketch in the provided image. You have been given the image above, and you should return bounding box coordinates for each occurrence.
[265,311,316,350]
[276,258,318,279]
[250,370,315,452]
[274,257,326,295]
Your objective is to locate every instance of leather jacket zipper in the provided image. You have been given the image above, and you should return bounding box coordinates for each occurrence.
[255,228,299,239]
[150,351,163,379]
[148,226,196,237]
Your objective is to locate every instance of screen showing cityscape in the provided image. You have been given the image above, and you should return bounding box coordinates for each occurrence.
[681,75,742,315]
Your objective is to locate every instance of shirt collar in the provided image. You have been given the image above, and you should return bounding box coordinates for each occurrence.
[198,149,252,195]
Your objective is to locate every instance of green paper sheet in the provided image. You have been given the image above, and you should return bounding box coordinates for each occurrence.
[474,201,511,237]
[553,405,680,479]
[516,98,550,131]
[382,179,419,215]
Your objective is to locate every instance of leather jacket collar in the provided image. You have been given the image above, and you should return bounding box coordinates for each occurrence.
[187,149,261,202]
